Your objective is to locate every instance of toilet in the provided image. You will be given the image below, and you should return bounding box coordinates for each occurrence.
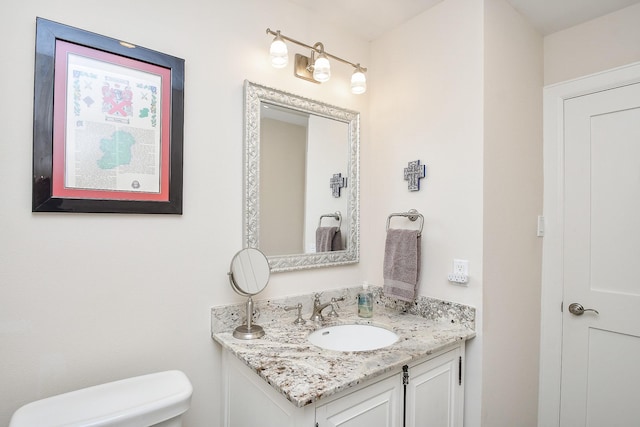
[9,370,193,427]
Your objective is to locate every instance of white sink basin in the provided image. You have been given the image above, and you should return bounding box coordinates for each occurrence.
[308,324,399,352]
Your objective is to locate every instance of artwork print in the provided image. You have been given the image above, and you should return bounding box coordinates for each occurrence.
[32,18,184,213]
[55,41,169,200]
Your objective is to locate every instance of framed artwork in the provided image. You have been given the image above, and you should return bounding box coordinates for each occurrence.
[32,17,185,213]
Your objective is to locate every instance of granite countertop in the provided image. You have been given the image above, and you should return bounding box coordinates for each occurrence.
[211,287,476,408]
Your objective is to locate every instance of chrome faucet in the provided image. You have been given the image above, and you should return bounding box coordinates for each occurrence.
[310,294,345,322]
[310,294,334,322]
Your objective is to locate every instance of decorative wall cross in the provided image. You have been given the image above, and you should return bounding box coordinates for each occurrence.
[330,173,347,198]
[404,160,426,191]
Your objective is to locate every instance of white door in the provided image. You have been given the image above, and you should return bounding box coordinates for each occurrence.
[560,81,640,426]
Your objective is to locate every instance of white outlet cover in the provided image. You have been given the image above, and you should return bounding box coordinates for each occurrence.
[448,273,469,284]
[453,259,469,276]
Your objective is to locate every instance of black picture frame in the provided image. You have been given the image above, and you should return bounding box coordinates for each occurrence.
[32,17,184,214]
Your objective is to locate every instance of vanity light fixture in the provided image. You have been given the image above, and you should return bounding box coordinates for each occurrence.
[269,30,288,69]
[266,28,367,94]
[351,65,366,94]
[312,44,331,82]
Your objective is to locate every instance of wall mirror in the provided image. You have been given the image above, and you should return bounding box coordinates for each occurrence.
[243,80,360,272]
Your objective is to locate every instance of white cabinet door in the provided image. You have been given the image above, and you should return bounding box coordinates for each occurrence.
[222,351,314,427]
[406,347,463,427]
[316,373,402,427]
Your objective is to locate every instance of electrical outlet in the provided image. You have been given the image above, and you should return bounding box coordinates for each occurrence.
[453,259,468,276]
[448,259,469,285]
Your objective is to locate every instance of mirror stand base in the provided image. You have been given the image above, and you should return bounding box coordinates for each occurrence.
[233,324,265,340]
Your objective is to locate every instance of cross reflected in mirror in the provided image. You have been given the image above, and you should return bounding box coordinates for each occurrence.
[330,173,347,198]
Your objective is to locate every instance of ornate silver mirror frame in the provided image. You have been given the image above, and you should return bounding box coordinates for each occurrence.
[243,80,360,272]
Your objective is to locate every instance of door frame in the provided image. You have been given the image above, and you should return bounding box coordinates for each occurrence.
[538,61,640,427]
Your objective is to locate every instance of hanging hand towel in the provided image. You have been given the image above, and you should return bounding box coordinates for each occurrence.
[331,229,344,251]
[316,227,344,252]
[383,228,421,302]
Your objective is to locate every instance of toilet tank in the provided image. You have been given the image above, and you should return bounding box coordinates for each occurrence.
[9,370,193,427]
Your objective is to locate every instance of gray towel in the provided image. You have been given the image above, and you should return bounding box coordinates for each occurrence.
[383,229,421,302]
[316,227,344,252]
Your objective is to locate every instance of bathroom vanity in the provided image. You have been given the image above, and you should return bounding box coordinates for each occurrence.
[211,287,475,427]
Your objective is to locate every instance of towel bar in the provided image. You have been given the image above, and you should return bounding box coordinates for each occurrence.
[386,209,424,236]
[319,211,342,228]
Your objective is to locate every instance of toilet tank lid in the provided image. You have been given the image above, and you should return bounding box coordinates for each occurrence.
[9,370,193,427]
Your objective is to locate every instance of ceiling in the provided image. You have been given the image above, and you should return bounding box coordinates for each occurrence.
[288,0,640,40]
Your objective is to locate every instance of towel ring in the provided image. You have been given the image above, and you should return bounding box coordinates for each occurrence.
[386,209,424,236]
[319,211,342,228]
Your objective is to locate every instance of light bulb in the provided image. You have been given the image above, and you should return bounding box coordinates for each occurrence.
[313,54,331,82]
[269,34,288,68]
[351,68,366,94]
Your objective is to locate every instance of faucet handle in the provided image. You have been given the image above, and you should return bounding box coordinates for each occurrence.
[326,303,339,318]
[326,297,346,318]
[313,293,322,307]
[331,296,345,308]
[284,303,306,325]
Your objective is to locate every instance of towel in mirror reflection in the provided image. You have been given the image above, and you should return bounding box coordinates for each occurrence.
[316,227,344,252]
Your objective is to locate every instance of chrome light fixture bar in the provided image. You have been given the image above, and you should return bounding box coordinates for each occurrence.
[266,28,367,94]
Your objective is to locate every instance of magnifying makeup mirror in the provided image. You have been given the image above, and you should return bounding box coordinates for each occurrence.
[228,248,270,339]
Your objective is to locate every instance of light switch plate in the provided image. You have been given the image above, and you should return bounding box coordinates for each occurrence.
[537,215,545,237]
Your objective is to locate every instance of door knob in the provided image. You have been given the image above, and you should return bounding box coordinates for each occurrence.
[568,303,599,316]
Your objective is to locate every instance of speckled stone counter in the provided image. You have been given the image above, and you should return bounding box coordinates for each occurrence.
[211,286,475,407]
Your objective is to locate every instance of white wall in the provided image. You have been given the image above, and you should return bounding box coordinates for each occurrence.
[368,0,485,424]
[483,0,543,426]
[304,116,349,252]
[544,2,640,85]
[0,1,370,426]
[369,2,544,427]
[260,118,306,255]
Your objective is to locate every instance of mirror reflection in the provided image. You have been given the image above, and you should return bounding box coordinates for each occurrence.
[243,81,360,272]
[259,103,348,255]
